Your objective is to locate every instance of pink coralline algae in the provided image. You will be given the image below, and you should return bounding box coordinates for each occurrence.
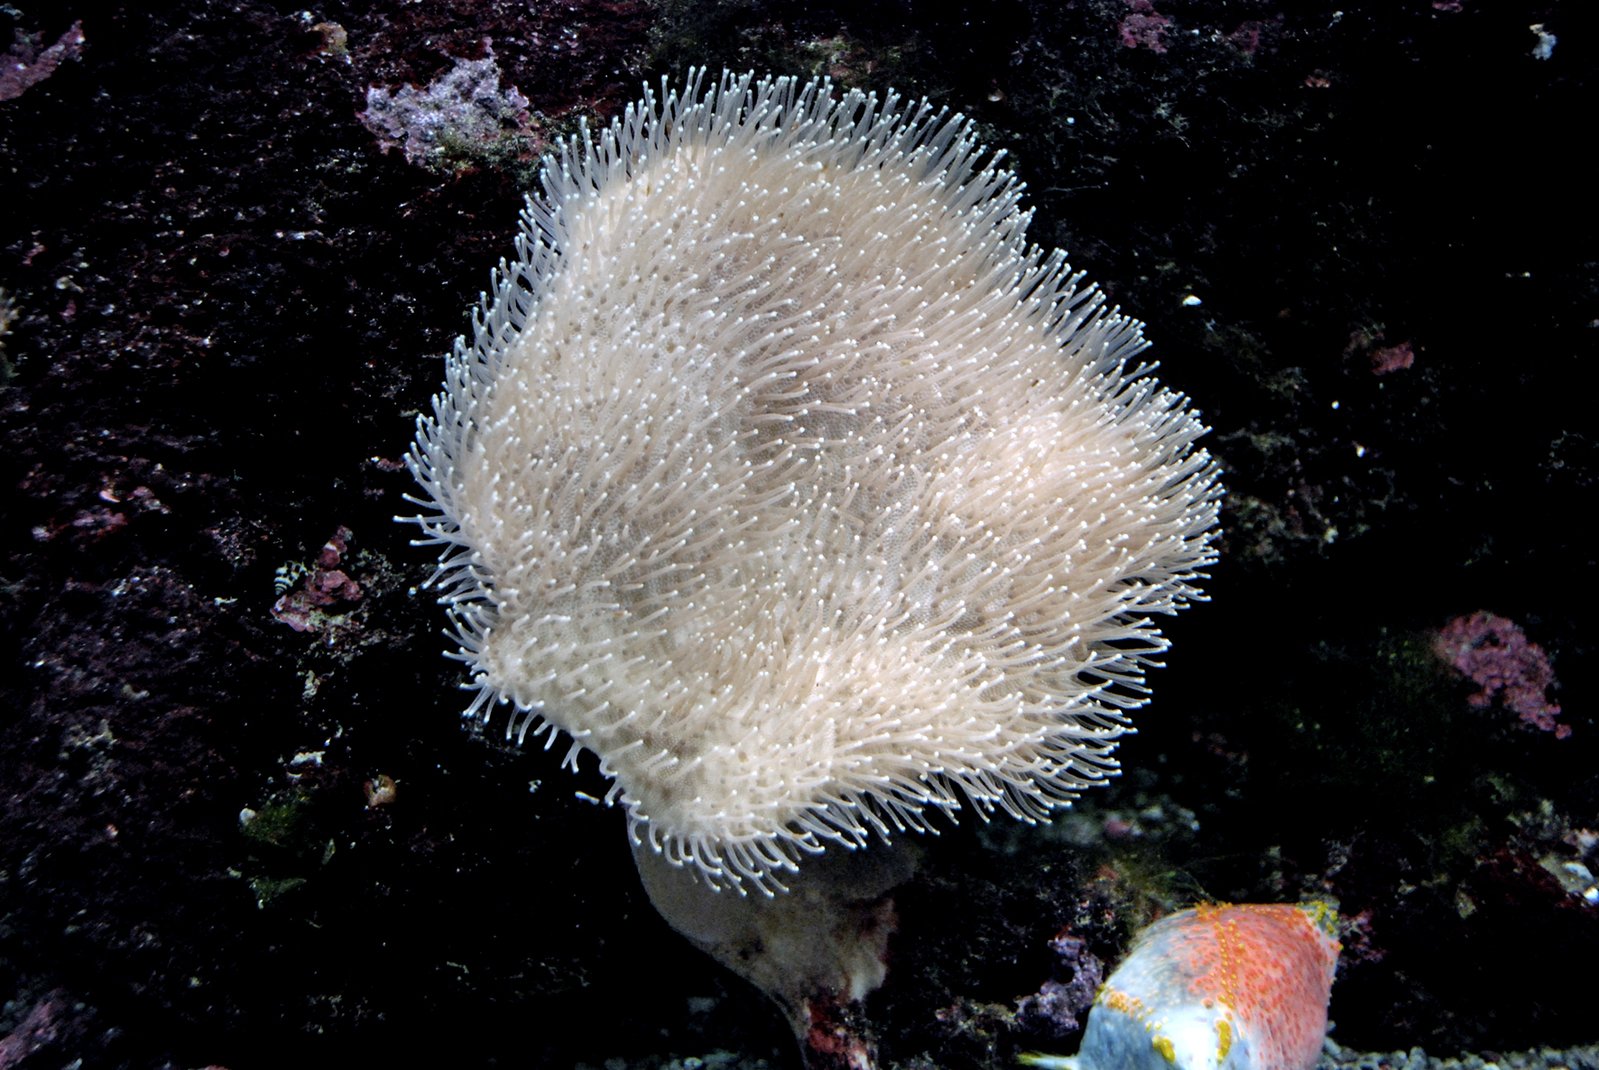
[272,526,364,633]
[1434,612,1568,738]
[360,42,532,169]
[1017,930,1106,1037]
[0,990,67,1065]
[1119,1,1173,53]
[0,20,85,103]
[1369,340,1415,376]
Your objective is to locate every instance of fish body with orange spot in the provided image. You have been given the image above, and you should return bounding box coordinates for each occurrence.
[1024,902,1339,1070]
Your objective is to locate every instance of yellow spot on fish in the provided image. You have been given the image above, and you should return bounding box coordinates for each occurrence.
[1152,1036,1177,1064]
[1216,1016,1234,1060]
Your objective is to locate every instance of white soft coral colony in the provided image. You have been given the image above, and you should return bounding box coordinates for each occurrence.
[407,70,1221,893]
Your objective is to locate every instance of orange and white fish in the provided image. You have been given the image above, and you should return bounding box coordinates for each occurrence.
[1021,902,1340,1070]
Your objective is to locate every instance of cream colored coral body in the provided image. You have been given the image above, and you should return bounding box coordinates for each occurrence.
[409,71,1220,892]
